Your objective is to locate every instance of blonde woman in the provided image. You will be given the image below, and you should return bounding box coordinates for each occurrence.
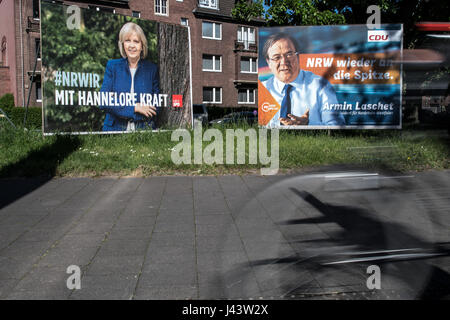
[100,22,159,131]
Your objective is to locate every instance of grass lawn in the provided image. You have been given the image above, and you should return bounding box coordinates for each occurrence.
[0,124,448,177]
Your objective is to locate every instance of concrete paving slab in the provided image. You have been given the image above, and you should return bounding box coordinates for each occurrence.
[0,279,17,298]
[195,223,239,238]
[0,240,52,259]
[0,170,449,300]
[153,221,195,234]
[69,274,139,300]
[114,215,157,229]
[0,256,38,280]
[144,246,196,265]
[85,255,144,276]
[0,227,31,246]
[36,246,99,268]
[8,266,69,293]
[133,285,198,300]
[106,227,152,241]
[194,214,234,226]
[196,235,244,253]
[139,262,197,286]
[196,251,249,273]
[149,231,196,248]
[5,288,70,300]
[67,222,115,235]
[56,233,107,249]
[198,279,261,300]
[96,239,149,257]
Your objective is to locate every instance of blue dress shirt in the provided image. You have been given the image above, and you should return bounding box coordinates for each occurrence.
[99,58,160,131]
[262,70,345,127]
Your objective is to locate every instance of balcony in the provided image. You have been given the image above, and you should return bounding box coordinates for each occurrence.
[26,16,40,33]
[234,40,257,52]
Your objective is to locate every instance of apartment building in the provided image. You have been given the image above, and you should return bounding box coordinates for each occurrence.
[0,0,264,110]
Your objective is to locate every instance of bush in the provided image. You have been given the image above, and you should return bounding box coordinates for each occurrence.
[8,107,42,129]
[0,93,42,129]
[206,106,257,121]
[0,93,15,109]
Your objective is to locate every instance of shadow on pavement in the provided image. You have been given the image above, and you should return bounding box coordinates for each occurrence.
[236,183,450,299]
[0,135,81,210]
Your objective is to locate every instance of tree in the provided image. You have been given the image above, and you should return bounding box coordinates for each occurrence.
[232,0,345,26]
[315,0,450,47]
[231,0,264,22]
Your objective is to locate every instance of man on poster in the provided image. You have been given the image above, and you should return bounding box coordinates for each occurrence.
[262,33,345,126]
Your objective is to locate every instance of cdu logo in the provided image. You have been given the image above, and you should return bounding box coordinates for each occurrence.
[368,30,401,42]
[261,102,278,113]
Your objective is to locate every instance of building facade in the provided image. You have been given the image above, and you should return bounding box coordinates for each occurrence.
[0,0,264,110]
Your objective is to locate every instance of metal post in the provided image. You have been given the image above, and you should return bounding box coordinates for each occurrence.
[23,41,40,127]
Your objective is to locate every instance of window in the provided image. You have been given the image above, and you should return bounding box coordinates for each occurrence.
[237,27,255,49]
[240,57,257,73]
[33,0,40,19]
[181,18,189,26]
[202,55,221,72]
[238,89,256,104]
[202,22,221,40]
[199,0,218,9]
[35,38,41,59]
[155,0,168,16]
[1,37,6,67]
[36,79,42,102]
[203,87,222,104]
[132,11,141,18]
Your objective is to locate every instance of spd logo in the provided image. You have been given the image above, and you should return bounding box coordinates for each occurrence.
[172,95,183,108]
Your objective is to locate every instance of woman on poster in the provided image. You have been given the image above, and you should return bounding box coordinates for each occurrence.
[100,22,160,131]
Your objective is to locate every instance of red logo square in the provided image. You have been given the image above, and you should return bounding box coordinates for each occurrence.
[172,95,183,108]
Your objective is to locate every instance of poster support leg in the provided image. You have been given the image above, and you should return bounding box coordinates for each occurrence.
[23,41,40,128]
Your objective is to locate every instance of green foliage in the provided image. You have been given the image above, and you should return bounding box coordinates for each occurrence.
[0,125,448,177]
[315,0,450,47]
[265,0,345,26]
[0,93,41,128]
[232,0,346,26]
[206,106,257,120]
[251,0,449,44]
[231,0,265,22]
[0,106,42,129]
[0,93,15,109]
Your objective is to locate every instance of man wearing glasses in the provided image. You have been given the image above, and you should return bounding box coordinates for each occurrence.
[262,33,345,126]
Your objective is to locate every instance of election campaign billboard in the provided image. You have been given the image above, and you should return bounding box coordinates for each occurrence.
[258,24,403,129]
[40,1,192,134]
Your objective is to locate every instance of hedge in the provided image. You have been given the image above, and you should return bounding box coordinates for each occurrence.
[206,106,257,121]
[0,93,42,129]
[0,93,15,109]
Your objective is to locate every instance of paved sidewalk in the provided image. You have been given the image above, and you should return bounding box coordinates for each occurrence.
[0,170,449,299]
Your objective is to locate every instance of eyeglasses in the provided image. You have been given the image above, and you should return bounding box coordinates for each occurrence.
[268,51,298,63]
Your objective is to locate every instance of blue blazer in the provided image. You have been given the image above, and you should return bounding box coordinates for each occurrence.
[99,58,160,131]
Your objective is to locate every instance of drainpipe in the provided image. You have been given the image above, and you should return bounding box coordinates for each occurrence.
[19,0,25,107]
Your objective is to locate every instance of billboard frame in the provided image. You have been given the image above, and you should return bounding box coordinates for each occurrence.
[39,0,193,136]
